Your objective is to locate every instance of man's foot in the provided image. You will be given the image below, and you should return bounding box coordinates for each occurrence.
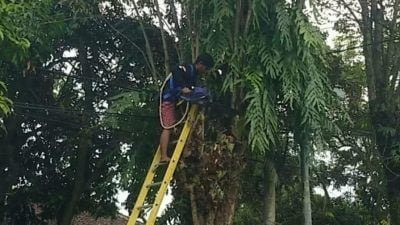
[160,156,171,162]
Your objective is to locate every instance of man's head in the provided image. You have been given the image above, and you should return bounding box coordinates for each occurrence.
[194,53,214,74]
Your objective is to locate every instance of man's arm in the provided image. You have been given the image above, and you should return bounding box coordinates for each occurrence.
[181,87,192,94]
[171,66,192,93]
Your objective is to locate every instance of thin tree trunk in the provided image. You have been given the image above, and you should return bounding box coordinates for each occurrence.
[168,1,184,63]
[297,0,306,9]
[189,185,202,225]
[58,130,92,225]
[132,1,158,80]
[153,0,170,75]
[385,158,400,225]
[316,172,331,211]
[58,42,94,225]
[358,1,400,223]
[233,0,242,52]
[0,117,19,222]
[300,132,312,225]
[263,159,277,225]
[183,1,196,61]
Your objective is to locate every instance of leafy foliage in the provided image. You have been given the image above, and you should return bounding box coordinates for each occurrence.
[0,81,11,117]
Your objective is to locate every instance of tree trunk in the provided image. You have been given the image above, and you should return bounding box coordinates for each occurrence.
[358,0,400,223]
[58,41,95,225]
[58,129,92,225]
[300,132,312,225]
[153,0,170,75]
[263,159,277,225]
[168,1,184,63]
[386,163,400,225]
[216,169,241,225]
[132,0,158,80]
[178,127,245,225]
[0,116,19,222]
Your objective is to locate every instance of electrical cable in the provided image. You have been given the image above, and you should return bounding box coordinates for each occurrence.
[159,73,190,129]
[40,68,158,94]
[13,102,158,120]
[15,112,148,135]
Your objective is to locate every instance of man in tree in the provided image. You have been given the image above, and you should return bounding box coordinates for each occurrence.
[159,53,214,162]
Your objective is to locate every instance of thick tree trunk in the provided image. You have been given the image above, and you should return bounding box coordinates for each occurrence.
[179,128,245,225]
[263,159,277,225]
[214,169,240,225]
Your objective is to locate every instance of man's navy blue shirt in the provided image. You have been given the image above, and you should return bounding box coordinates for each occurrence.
[162,64,198,102]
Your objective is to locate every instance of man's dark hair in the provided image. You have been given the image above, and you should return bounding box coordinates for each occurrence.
[195,53,214,69]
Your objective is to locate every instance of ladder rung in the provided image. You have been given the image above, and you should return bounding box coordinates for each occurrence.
[146,182,162,188]
[155,161,168,167]
[138,204,153,210]
[152,161,168,172]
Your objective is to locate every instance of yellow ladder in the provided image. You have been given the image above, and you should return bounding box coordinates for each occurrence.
[127,105,198,225]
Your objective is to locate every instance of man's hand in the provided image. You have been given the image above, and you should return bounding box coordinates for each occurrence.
[181,87,192,94]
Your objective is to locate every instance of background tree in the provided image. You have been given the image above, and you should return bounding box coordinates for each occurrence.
[315,0,400,223]
[0,0,170,224]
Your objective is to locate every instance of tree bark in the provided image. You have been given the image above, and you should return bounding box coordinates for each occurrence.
[357,0,400,223]
[179,129,245,225]
[0,116,20,222]
[296,0,306,9]
[300,132,312,225]
[182,1,196,61]
[58,129,92,225]
[168,1,184,63]
[153,0,170,75]
[263,159,277,225]
[58,41,95,225]
[132,0,158,81]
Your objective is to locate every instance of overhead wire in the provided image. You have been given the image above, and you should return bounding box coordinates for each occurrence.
[97,14,153,73]
[13,101,161,134]
[41,68,158,94]
[16,112,83,130]
[13,102,158,120]
[15,112,150,136]
[326,35,400,55]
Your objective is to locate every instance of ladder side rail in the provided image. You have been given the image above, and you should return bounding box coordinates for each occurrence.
[145,105,198,225]
[127,146,162,225]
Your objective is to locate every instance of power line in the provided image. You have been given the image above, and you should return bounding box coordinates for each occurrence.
[16,112,83,129]
[97,15,153,73]
[13,102,158,120]
[38,15,100,25]
[39,68,159,94]
[326,35,400,55]
[15,112,152,135]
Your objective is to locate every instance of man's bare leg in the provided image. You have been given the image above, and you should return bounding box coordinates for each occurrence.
[160,128,171,162]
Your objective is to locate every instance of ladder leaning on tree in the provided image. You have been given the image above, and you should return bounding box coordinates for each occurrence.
[127,105,199,225]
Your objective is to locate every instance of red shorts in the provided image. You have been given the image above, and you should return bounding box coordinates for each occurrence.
[160,101,176,128]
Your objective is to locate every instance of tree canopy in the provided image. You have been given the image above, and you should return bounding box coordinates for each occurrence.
[1,1,399,225]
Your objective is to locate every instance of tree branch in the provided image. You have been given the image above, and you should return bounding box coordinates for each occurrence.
[154,0,171,75]
[339,0,362,27]
[244,0,253,37]
[132,0,158,81]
